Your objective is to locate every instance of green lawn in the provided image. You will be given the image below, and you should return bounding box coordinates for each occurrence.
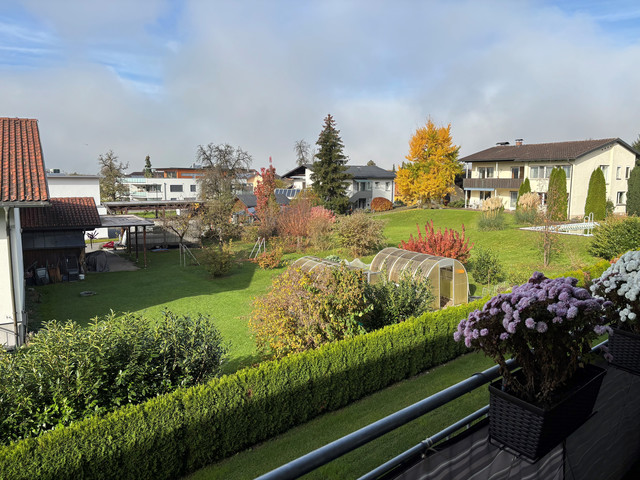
[32,207,598,374]
[32,250,287,373]
[186,352,496,480]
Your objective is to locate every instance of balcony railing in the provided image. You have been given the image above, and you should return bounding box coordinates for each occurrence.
[463,177,523,190]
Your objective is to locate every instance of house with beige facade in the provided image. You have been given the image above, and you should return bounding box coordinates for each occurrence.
[461,138,639,218]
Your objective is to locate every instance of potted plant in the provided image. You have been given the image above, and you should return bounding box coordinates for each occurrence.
[454,272,608,462]
[591,250,640,374]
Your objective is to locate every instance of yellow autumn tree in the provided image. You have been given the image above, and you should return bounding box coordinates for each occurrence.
[395,119,462,205]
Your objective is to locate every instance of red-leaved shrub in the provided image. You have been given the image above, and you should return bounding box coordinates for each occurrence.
[371,197,393,212]
[400,221,473,262]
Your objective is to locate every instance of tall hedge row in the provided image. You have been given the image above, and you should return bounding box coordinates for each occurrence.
[0,299,486,480]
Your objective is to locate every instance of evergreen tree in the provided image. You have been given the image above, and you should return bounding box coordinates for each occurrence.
[627,166,640,216]
[311,114,352,213]
[516,177,531,209]
[584,168,607,220]
[546,167,567,221]
[144,155,152,178]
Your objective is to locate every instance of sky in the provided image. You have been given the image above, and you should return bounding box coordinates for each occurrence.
[1,0,640,176]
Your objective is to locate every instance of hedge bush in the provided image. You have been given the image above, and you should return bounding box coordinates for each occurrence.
[0,299,485,479]
[0,311,226,445]
[588,216,640,260]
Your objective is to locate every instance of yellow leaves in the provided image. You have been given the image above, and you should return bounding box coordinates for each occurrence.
[397,119,462,205]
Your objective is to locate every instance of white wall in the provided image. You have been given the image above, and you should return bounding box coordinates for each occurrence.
[0,207,25,349]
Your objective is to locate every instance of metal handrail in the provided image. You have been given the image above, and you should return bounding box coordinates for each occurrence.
[257,341,608,480]
[255,360,514,480]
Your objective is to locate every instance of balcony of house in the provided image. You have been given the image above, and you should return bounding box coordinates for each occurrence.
[463,177,523,190]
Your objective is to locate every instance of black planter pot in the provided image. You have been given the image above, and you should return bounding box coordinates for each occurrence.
[488,363,606,463]
[609,327,640,375]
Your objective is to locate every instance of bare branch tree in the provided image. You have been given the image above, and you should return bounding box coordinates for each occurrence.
[294,139,311,166]
[197,143,252,200]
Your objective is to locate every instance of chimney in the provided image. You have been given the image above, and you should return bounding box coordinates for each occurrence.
[515,139,524,146]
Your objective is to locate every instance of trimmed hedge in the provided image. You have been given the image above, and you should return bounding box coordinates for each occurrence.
[0,299,485,480]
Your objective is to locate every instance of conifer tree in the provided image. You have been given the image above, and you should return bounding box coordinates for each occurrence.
[547,167,567,221]
[627,166,640,216]
[584,168,607,220]
[311,114,352,214]
[516,177,531,209]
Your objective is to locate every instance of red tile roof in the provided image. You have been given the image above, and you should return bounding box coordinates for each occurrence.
[460,138,631,163]
[20,197,101,230]
[0,117,49,205]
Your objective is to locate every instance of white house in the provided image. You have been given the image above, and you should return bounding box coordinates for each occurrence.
[0,117,50,349]
[461,138,639,218]
[281,164,395,209]
[47,173,109,239]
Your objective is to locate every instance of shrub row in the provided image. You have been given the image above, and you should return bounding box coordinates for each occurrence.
[0,299,485,480]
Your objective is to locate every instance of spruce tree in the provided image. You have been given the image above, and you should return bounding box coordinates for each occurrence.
[547,167,568,221]
[584,168,607,220]
[311,114,352,213]
[516,177,531,209]
[627,166,640,216]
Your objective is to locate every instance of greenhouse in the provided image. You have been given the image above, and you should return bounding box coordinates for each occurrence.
[291,256,381,283]
[370,247,469,308]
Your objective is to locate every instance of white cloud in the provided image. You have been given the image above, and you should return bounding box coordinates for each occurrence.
[1,0,640,176]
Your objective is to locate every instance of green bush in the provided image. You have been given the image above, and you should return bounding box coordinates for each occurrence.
[0,311,226,444]
[364,270,435,330]
[334,211,387,256]
[547,167,568,221]
[200,243,235,276]
[448,199,466,208]
[469,246,505,285]
[0,299,485,480]
[588,216,640,259]
[250,266,371,358]
[627,166,640,215]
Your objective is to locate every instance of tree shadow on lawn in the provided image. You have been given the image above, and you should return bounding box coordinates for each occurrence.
[32,250,261,329]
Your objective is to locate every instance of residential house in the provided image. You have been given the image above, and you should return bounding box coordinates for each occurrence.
[0,117,50,348]
[461,138,639,218]
[281,164,396,209]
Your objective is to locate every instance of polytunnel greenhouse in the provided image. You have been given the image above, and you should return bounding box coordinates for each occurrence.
[291,256,381,283]
[370,247,468,308]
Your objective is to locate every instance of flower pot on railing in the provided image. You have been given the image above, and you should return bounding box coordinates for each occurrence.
[455,272,610,462]
[608,327,640,375]
[488,363,606,462]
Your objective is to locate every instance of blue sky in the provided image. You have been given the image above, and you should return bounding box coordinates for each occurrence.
[1,0,640,175]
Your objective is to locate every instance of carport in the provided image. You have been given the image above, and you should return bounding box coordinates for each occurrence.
[99,215,155,268]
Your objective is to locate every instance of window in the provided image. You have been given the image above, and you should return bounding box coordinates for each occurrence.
[600,165,609,183]
[530,166,540,179]
[538,192,547,206]
[385,181,391,191]
[374,181,380,189]
[169,185,183,192]
[561,165,571,179]
[617,191,626,205]
[626,167,631,179]
[511,167,520,179]
[617,167,622,180]
[190,184,197,192]
[478,167,494,178]
[357,181,371,192]
[479,191,491,201]
[510,191,518,209]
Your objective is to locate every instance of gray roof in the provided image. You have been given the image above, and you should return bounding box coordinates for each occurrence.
[281,163,395,180]
[460,138,638,163]
[236,193,290,207]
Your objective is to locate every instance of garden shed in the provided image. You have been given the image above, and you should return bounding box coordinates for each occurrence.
[370,247,468,308]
